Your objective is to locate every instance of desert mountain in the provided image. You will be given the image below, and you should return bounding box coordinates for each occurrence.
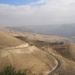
[0,30,59,75]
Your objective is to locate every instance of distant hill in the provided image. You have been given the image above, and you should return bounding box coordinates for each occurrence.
[0,26,70,43]
[55,24,75,37]
[8,24,75,37]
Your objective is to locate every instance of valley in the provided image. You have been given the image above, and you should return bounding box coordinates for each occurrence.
[0,26,75,75]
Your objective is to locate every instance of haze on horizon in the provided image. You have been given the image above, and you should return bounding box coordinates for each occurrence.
[0,0,75,27]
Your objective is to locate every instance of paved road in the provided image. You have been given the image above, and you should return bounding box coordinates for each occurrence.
[42,46,61,75]
[48,53,61,75]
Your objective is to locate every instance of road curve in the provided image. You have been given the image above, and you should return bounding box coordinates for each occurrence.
[42,46,61,75]
[48,53,61,75]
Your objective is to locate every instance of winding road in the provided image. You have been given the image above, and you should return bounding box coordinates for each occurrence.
[42,46,61,75]
[48,53,61,75]
[1,45,62,75]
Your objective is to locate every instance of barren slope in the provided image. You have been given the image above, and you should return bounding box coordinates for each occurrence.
[0,31,26,48]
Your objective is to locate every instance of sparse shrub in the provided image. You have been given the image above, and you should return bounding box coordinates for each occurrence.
[0,66,36,75]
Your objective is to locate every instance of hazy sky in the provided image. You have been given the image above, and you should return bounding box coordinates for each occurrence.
[0,0,75,26]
